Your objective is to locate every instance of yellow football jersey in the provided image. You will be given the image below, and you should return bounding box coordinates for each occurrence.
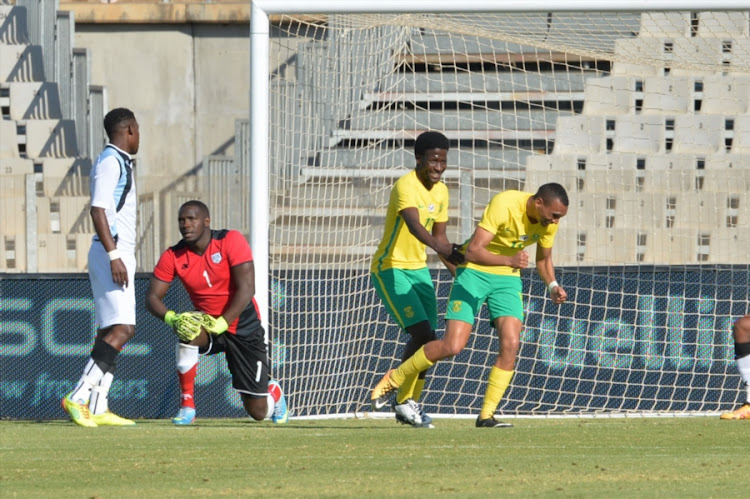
[465,190,558,276]
[371,170,449,272]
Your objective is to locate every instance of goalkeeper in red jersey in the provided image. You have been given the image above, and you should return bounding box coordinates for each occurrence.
[145,200,288,425]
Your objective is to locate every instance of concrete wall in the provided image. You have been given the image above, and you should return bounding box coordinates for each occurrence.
[73,23,252,193]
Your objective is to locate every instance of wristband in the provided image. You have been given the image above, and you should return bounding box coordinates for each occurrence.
[108,249,121,261]
[164,310,177,327]
[548,280,559,294]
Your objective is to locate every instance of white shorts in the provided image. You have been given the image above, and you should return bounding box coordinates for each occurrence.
[88,241,136,328]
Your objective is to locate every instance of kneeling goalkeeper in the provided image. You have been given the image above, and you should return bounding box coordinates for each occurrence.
[145,200,288,425]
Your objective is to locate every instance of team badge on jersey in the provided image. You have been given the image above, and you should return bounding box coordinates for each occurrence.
[427,203,435,212]
[404,306,415,318]
[451,301,462,312]
[211,252,222,264]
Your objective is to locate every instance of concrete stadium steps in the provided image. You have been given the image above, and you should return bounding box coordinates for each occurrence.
[39,157,90,197]
[36,232,91,272]
[0,118,21,158]
[374,71,592,95]
[272,217,382,247]
[20,119,79,158]
[36,196,92,235]
[701,75,750,114]
[409,16,639,58]
[316,148,531,171]
[341,109,570,134]
[0,231,26,271]
[0,159,33,196]
[0,194,26,236]
[0,5,29,45]
[1,81,63,120]
[0,44,45,82]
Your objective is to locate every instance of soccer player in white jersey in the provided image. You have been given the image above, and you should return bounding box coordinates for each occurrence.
[62,108,140,427]
[720,316,750,419]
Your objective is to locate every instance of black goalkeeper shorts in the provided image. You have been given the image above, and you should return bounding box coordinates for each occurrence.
[200,326,269,398]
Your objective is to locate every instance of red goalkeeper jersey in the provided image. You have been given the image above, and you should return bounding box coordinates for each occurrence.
[153,229,261,334]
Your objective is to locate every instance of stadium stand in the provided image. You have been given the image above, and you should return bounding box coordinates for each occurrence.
[5,3,750,271]
[0,0,101,272]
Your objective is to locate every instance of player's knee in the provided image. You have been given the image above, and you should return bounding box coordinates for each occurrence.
[242,396,267,421]
[439,338,464,358]
[734,316,750,343]
[501,335,521,355]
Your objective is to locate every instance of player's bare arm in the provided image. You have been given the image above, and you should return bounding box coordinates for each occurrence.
[221,261,255,325]
[536,245,566,304]
[90,206,128,287]
[145,277,172,320]
[465,226,529,269]
[400,207,453,257]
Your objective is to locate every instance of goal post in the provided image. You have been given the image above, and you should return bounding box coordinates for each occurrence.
[250,1,750,418]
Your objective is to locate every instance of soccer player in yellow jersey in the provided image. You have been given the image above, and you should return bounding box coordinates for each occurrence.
[370,131,464,428]
[719,316,750,419]
[371,183,569,427]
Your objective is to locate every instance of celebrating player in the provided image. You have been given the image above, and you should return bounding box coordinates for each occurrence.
[62,108,140,427]
[720,315,750,419]
[370,131,464,428]
[371,183,569,427]
[145,200,288,425]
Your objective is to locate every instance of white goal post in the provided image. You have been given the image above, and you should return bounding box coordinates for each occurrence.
[250,0,750,418]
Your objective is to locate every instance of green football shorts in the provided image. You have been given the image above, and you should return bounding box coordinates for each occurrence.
[371,267,437,330]
[445,267,524,324]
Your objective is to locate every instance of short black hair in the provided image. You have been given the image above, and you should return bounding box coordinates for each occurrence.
[535,183,569,207]
[414,131,449,157]
[179,200,210,219]
[103,108,135,139]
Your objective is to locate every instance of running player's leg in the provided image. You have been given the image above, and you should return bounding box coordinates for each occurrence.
[476,276,523,428]
[721,316,750,420]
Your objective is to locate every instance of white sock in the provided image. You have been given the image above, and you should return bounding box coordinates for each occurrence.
[70,358,106,404]
[737,354,750,403]
[176,343,199,374]
[89,371,114,415]
[264,393,275,419]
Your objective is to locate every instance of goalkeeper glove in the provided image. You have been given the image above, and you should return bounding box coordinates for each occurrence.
[172,311,205,342]
[164,310,178,327]
[201,314,229,334]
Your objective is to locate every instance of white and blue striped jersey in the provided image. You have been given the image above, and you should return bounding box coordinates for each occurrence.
[89,144,137,252]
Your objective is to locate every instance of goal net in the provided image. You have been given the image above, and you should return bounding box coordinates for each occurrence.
[252,2,750,418]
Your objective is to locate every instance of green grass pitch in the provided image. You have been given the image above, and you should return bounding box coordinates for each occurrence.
[1,417,746,497]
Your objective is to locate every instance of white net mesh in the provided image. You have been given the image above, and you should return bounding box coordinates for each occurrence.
[263,11,750,417]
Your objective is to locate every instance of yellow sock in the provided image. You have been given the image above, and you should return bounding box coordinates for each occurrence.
[397,374,427,404]
[396,372,419,404]
[479,367,514,420]
[392,346,433,385]
[412,377,426,402]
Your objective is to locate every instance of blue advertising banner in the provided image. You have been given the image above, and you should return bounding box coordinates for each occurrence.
[1,266,748,420]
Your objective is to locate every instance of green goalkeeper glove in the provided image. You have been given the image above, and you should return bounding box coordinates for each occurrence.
[163,310,178,327]
[172,311,205,342]
[200,314,229,334]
